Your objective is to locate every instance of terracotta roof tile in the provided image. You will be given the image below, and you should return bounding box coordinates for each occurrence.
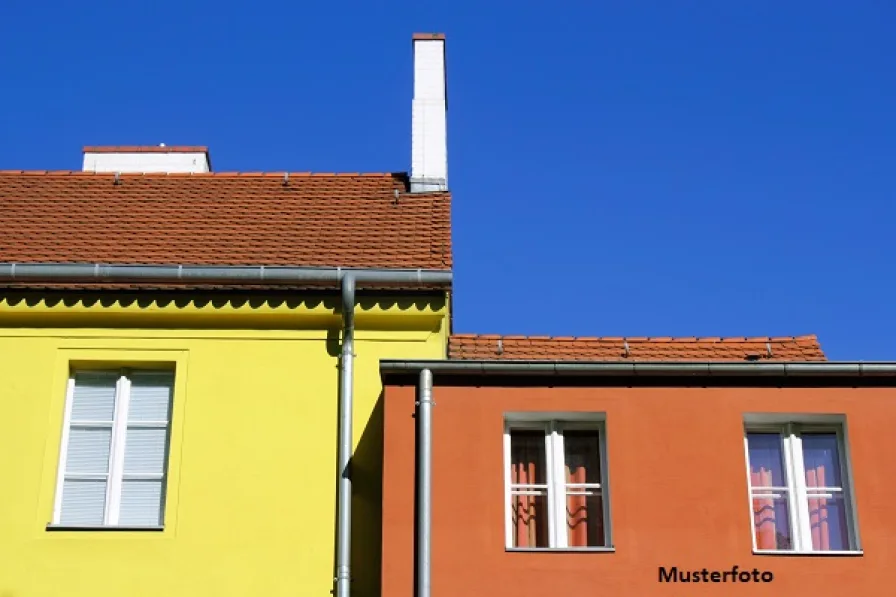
[0,171,451,290]
[449,334,826,362]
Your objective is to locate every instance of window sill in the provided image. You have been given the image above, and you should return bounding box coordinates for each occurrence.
[46,524,165,532]
[753,549,863,557]
[506,547,615,553]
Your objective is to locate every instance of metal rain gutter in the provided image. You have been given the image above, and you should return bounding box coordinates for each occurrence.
[0,262,451,287]
[380,360,896,377]
[0,262,453,597]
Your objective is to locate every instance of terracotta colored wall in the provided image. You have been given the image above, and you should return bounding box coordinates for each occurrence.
[381,383,896,597]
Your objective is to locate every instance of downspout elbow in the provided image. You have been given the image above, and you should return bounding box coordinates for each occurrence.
[341,275,356,347]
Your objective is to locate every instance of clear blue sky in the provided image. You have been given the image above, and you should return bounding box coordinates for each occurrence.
[2,2,894,359]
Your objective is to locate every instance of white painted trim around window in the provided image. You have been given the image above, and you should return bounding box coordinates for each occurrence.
[106,372,130,525]
[502,429,513,549]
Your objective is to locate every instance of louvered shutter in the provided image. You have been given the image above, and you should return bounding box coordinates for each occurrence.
[59,372,117,525]
[119,372,173,525]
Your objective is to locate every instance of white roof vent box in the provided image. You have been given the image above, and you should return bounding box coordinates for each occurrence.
[82,144,212,173]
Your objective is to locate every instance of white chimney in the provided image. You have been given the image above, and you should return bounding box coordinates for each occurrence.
[410,33,448,193]
[82,145,212,173]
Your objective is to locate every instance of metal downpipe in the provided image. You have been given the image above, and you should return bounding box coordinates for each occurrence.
[417,369,434,597]
[335,275,356,597]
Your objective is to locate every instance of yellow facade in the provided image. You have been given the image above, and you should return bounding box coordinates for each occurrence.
[0,292,448,597]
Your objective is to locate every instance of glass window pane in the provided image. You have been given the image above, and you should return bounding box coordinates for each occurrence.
[807,493,850,551]
[802,433,843,488]
[509,430,546,485]
[752,494,793,550]
[60,479,107,525]
[567,490,604,547]
[71,373,117,422]
[510,492,548,547]
[119,479,165,526]
[65,427,112,474]
[747,433,786,487]
[123,427,170,475]
[128,373,174,422]
[563,430,600,484]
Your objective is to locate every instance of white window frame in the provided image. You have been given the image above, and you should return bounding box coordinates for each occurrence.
[52,368,173,527]
[743,422,860,554]
[503,419,611,549]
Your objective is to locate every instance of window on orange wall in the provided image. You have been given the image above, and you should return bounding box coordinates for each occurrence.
[744,420,861,554]
[504,419,610,549]
[51,369,175,529]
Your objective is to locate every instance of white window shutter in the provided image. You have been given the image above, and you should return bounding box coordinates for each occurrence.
[127,372,174,422]
[60,478,108,524]
[65,427,113,474]
[118,372,173,526]
[59,372,117,525]
[69,372,117,421]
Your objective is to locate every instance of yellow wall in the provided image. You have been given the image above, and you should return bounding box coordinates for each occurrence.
[0,292,448,597]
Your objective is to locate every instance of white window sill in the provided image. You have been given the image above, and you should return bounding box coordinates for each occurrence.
[753,549,863,557]
[506,547,615,553]
[46,524,164,532]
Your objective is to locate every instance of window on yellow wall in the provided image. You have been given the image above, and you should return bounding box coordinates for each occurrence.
[51,369,174,528]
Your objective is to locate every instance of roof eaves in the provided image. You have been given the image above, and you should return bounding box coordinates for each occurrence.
[380,360,896,378]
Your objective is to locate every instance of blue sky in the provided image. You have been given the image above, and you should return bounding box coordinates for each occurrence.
[1,2,894,359]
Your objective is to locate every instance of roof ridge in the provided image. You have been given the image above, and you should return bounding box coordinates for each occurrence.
[450,333,818,343]
[0,170,404,178]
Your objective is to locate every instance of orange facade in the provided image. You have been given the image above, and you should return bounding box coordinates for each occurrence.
[381,378,896,596]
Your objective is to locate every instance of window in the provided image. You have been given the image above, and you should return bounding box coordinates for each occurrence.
[745,423,859,553]
[53,369,175,528]
[503,420,609,549]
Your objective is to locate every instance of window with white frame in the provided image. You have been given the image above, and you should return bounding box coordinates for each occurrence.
[53,369,175,527]
[503,420,609,549]
[745,422,859,553]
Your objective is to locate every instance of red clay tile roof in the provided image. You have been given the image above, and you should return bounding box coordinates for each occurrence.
[0,171,451,289]
[449,334,826,361]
